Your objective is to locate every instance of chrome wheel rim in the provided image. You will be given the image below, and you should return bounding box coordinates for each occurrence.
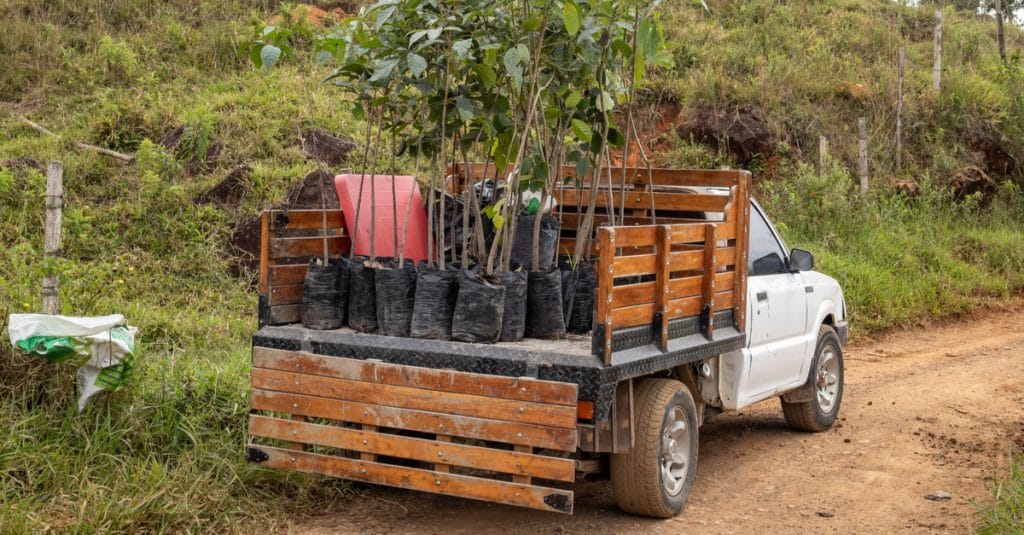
[816,346,840,414]
[660,406,690,496]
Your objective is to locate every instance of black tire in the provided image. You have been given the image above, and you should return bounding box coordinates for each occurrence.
[610,379,699,518]
[781,324,844,432]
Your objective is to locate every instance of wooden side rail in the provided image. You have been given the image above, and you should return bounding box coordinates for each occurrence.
[259,208,349,326]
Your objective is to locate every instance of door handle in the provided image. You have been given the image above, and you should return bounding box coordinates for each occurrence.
[756,290,768,302]
[805,285,815,293]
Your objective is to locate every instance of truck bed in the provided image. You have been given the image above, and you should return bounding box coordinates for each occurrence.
[254,311,744,420]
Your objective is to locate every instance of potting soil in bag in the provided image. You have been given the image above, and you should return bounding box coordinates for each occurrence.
[335,257,352,324]
[497,270,527,342]
[375,263,417,337]
[560,267,578,328]
[410,267,458,340]
[301,259,345,330]
[509,214,560,270]
[526,267,566,339]
[451,270,505,344]
[347,260,378,332]
[568,262,597,333]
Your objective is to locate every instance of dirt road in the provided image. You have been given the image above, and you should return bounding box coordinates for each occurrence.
[294,308,1024,534]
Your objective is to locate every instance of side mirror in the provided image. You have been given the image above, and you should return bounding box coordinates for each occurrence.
[752,252,785,276]
[789,248,814,272]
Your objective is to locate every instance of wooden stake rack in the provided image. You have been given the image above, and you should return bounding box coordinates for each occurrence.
[247,347,579,513]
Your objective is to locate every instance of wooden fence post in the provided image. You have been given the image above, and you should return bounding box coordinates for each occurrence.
[43,161,64,315]
[857,118,869,195]
[933,9,943,91]
[995,0,1007,63]
[896,47,905,172]
[818,135,828,174]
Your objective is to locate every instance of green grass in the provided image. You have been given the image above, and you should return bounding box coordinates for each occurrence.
[0,0,1022,532]
[979,456,1024,534]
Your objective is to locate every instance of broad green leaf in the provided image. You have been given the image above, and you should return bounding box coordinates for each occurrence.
[409,30,427,47]
[523,15,543,31]
[407,53,427,77]
[515,43,530,63]
[369,58,398,82]
[260,44,281,69]
[571,119,593,142]
[563,0,581,36]
[455,97,475,122]
[315,49,333,66]
[493,213,505,231]
[374,5,397,29]
[565,90,582,108]
[262,26,276,37]
[427,27,443,41]
[452,38,473,59]
[473,63,497,88]
[503,47,523,89]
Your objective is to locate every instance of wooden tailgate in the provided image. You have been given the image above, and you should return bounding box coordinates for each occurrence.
[247,347,580,514]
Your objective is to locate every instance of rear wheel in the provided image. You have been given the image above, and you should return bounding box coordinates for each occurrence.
[611,379,698,518]
[782,324,844,432]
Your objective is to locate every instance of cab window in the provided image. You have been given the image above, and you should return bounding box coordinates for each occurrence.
[748,205,787,276]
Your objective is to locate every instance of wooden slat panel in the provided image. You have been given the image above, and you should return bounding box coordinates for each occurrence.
[606,225,657,246]
[557,190,731,214]
[253,348,578,406]
[671,247,735,272]
[611,272,735,307]
[268,305,300,325]
[252,368,577,429]
[557,213,695,229]
[254,446,574,514]
[597,228,615,364]
[610,291,735,330]
[269,236,350,259]
[251,390,576,450]
[655,225,671,351]
[268,284,303,306]
[267,209,345,231]
[249,415,575,482]
[734,172,752,332]
[260,212,270,293]
[268,264,309,286]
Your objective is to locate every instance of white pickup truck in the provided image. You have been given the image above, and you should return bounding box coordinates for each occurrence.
[246,168,848,518]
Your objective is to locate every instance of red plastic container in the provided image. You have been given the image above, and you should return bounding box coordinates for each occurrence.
[334,174,428,263]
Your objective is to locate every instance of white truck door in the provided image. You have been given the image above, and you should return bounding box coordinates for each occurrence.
[743,204,808,398]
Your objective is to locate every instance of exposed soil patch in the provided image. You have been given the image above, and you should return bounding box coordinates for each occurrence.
[301,129,357,166]
[194,165,250,207]
[287,306,1024,534]
[948,165,996,203]
[159,125,221,176]
[1,156,42,172]
[676,108,773,165]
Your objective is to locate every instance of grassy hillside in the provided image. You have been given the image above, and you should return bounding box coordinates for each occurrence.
[0,0,1022,532]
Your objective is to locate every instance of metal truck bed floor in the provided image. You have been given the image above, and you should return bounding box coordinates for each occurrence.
[253,319,745,419]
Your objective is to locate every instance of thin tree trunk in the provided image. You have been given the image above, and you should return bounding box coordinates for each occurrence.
[349,106,375,261]
[995,0,1007,62]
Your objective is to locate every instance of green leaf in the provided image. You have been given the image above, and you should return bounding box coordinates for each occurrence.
[427,27,443,41]
[452,38,473,59]
[369,58,398,82]
[455,97,475,122]
[492,213,506,231]
[315,49,333,66]
[409,30,427,47]
[260,44,281,69]
[563,0,581,36]
[374,5,397,30]
[473,63,497,88]
[503,47,523,89]
[407,54,427,77]
[565,90,582,108]
[571,119,593,142]
[523,15,543,32]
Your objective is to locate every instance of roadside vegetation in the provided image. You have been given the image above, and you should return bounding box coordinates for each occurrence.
[0,0,1021,532]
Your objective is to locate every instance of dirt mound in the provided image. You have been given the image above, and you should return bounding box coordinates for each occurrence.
[194,165,250,207]
[676,108,773,165]
[948,165,996,203]
[301,129,356,166]
[971,136,1017,176]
